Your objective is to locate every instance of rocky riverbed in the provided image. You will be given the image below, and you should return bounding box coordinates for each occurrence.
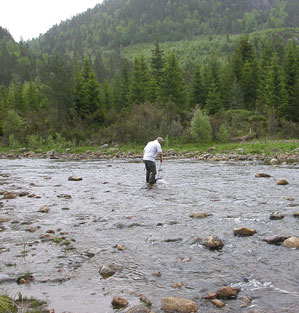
[0,157,298,313]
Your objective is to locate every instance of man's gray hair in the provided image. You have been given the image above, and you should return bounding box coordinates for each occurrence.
[157,137,163,143]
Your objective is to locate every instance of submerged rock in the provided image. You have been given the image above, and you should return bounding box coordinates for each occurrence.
[216,286,240,299]
[270,212,284,220]
[255,173,271,178]
[161,297,198,313]
[127,305,154,313]
[234,227,256,237]
[189,212,212,219]
[139,294,152,307]
[283,236,299,249]
[263,235,290,245]
[211,298,226,307]
[111,296,129,308]
[99,263,123,278]
[68,176,82,181]
[277,179,289,185]
[3,192,17,199]
[39,205,50,213]
[202,235,224,250]
[293,212,299,218]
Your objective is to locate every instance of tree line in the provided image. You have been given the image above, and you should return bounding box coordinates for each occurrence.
[0,36,298,148]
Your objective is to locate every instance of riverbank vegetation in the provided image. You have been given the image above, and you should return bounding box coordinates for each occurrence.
[0,0,298,151]
[0,36,298,150]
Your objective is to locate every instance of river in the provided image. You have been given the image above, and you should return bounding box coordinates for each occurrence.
[0,158,298,312]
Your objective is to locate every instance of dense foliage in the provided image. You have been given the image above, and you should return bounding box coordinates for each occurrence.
[0,0,298,148]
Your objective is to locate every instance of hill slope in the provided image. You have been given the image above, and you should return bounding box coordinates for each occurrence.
[30,0,299,58]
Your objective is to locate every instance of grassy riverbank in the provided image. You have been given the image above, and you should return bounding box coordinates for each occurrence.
[1,139,298,156]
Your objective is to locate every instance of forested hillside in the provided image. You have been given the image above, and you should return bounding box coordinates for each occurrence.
[0,0,298,149]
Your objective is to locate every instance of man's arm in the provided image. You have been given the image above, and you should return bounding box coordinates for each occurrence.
[159,152,163,163]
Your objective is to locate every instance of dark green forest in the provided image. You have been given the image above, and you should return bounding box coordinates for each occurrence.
[0,0,298,149]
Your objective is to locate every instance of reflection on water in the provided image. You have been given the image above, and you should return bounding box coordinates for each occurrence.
[0,158,299,312]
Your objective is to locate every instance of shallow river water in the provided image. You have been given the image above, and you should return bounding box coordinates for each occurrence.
[0,158,299,313]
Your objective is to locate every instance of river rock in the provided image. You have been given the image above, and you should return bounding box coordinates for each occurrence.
[99,263,123,278]
[3,192,17,199]
[270,158,278,165]
[263,235,290,245]
[39,205,50,213]
[139,294,152,307]
[277,179,289,185]
[127,306,154,313]
[293,212,299,218]
[111,296,128,308]
[68,176,82,181]
[57,194,72,199]
[161,297,198,313]
[189,212,212,219]
[216,286,240,299]
[255,173,271,178]
[203,292,217,299]
[202,235,224,250]
[234,227,256,236]
[282,236,299,249]
[211,299,226,307]
[270,212,284,220]
[0,217,10,222]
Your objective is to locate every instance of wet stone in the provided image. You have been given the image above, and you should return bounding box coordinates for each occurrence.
[127,306,154,313]
[39,205,50,213]
[270,212,284,220]
[111,296,129,308]
[277,179,289,185]
[3,192,17,199]
[161,297,198,313]
[255,173,271,178]
[57,194,72,199]
[99,263,123,278]
[263,235,290,245]
[68,176,82,181]
[283,236,299,249]
[270,158,279,165]
[216,286,240,299]
[293,212,299,218]
[234,227,256,236]
[202,235,224,250]
[211,298,226,307]
[139,294,152,307]
[189,212,212,219]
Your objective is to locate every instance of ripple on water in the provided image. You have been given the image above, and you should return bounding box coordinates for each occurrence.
[0,158,298,312]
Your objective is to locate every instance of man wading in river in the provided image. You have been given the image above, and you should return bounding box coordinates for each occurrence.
[143,137,163,186]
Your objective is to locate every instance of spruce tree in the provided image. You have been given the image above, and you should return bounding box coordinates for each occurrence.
[281,41,299,122]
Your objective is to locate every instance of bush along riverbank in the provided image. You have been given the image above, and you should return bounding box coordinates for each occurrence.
[0,141,299,164]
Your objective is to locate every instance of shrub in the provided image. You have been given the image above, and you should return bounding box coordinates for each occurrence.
[190,108,212,144]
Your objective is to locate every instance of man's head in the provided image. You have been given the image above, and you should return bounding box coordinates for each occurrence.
[157,137,163,144]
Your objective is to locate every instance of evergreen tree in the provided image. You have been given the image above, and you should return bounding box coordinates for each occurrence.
[161,53,187,120]
[151,39,165,90]
[130,55,150,104]
[205,82,222,115]
[281,41,299,122]
[240,58,260,111]
[73,58,104,124]
[263,53,287,113]
[190,64,204,108]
